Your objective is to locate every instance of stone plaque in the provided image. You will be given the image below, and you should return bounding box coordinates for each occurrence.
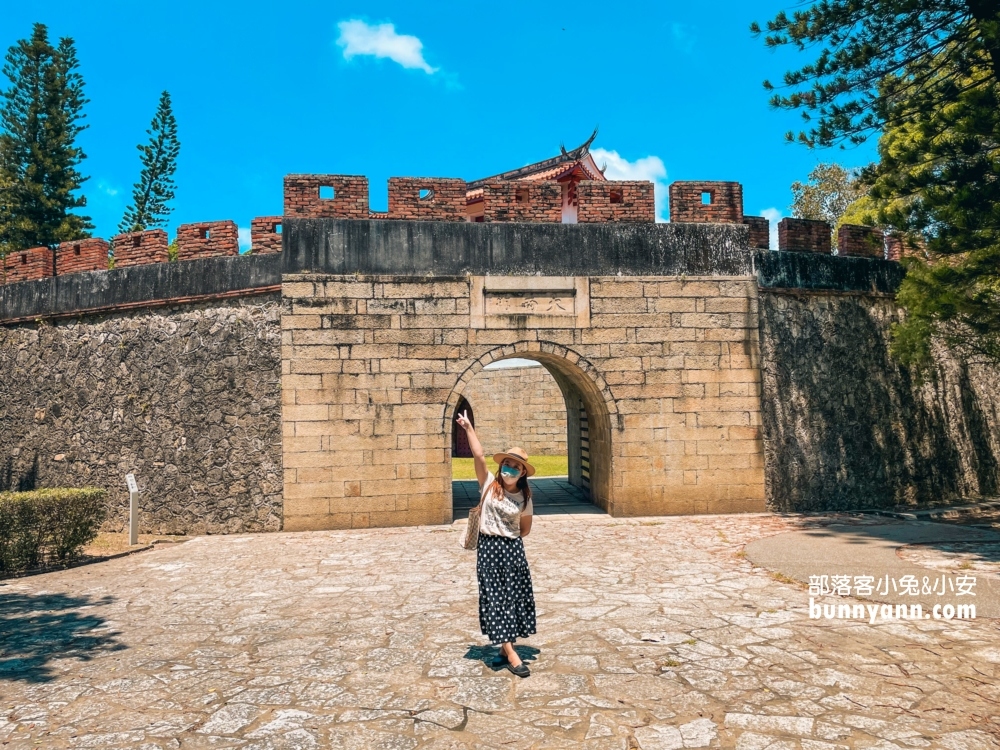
[470,276,590,329]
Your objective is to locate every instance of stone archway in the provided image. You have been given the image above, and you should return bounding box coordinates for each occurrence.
[444,341,618,517]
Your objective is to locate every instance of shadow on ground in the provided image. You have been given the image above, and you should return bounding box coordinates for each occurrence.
[0,591,125,682]
[464,644,540,670]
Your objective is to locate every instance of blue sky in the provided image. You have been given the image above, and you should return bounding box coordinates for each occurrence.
[3,1,879,249]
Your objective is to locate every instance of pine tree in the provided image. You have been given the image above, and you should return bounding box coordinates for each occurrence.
[119,91,180,233]
[0,23,92,252]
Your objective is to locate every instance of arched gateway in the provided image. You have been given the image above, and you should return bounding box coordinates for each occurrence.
[280,219,768,531]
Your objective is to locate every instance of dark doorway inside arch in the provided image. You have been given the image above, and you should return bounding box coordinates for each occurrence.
[450,355,609,519]
[452,396,475,458]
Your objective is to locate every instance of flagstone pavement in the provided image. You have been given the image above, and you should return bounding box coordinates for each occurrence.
[1,510,999,749]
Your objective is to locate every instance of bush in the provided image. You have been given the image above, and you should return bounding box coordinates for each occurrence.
[0,488,107,574]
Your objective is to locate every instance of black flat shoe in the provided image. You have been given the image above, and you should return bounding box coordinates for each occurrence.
[506,661,530,678]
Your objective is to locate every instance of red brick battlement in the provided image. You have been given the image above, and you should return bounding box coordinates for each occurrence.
[57,239,110,275]
[112,229,169,268]
[838,224,884,259]
[742,216,770,249]
[577,181,655,223]
[176,221,239,261]
[283,174,370,219]
[778,218,832,254]
[2,246,54,284]
[669,181,743,223]
[387,177,468,221]
[251,216,283,254]
[482,182,563,223]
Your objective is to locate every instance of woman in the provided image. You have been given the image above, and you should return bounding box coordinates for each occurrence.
[455,410,536,678]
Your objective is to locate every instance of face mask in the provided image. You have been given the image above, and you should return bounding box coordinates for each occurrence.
[500,465,520,480]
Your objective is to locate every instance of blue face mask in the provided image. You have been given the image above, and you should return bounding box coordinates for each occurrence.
[500,465,521,480]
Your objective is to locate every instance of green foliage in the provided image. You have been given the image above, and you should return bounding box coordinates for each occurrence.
[0,23,92,252]
[0,487,107,574]
[751,0,1000,148]
[167,238,178,262]
[790,163,867,225]
[119,91,180,233]
[757,1,1000,371]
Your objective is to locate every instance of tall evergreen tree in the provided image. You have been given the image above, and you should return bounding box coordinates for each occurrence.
[119,91,180,233]
[0,23,91,252]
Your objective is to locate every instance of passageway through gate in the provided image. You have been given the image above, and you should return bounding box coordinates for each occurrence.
[445,345,616,520]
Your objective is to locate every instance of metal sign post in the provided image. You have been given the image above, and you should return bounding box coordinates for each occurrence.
[125,473,139,545]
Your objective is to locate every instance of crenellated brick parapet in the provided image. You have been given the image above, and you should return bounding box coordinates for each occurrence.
[251,216,283,254]
[283,174,370,219]
[778,218,832,254]
[838,224,884,259]
[176,220,239,261]
[111,229,169,268]
[669,181,743,223]
[577,181,655,223]
[482,182,562,223]
[387,177,468,221]
[2,246,54,284]
[57,239,110,275]
[742,216,770,249]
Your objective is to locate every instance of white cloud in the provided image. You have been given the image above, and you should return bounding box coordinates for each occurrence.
[591,148,669,222]
[238,226,252,253]
[760,207,782,250]
[336,20,437,74]
[97,180,119,197]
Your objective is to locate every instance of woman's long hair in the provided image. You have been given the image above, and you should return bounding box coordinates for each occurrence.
[489,471,532,508]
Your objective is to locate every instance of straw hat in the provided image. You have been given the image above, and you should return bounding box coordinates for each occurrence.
[492,447,536,477]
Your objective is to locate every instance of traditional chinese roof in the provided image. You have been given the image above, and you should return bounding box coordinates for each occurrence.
[466,130,606,200]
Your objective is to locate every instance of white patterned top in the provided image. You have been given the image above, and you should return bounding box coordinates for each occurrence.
[478,470,533,538]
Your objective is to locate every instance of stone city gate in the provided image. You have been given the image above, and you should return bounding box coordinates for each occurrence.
[279,219,768,531]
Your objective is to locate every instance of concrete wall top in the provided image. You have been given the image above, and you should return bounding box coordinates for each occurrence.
[754,249,904,294]
[282,219,755,277]
[0,253,281,323]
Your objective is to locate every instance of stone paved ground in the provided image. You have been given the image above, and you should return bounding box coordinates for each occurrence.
[2,512,999,749]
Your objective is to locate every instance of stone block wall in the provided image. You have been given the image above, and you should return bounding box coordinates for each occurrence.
[280,273,766,530]
[577,181,655,223]
[742,216,770,249]
[112,229,169,268]
[460,365,567,456]
[669,181,743,223]
[283,174,370,219]
[482,182,562,223]
[778,218,831,254]
[838,224,884,259]
[0,297,283,533]
[2,246,54,284]
[251,216,283,254]
[758,291,1000,510]
[387,178,468,221]
[57,239,109,275]
[176,221,240,261]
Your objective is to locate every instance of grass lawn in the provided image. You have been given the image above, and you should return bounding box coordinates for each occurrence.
[452,455,568,480]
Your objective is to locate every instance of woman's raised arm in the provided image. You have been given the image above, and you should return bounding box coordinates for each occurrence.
[455,410,488,486]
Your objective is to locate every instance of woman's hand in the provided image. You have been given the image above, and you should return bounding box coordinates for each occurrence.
[455,410,473,432]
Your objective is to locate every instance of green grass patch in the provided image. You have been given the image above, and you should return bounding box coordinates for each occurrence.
[452,455,568,480]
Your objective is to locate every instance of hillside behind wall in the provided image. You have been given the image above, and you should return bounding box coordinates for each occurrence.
[0,256,283,534]
[755,252,1000,510]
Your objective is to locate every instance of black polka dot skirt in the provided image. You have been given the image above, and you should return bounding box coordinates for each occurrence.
[476,534,536,644]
